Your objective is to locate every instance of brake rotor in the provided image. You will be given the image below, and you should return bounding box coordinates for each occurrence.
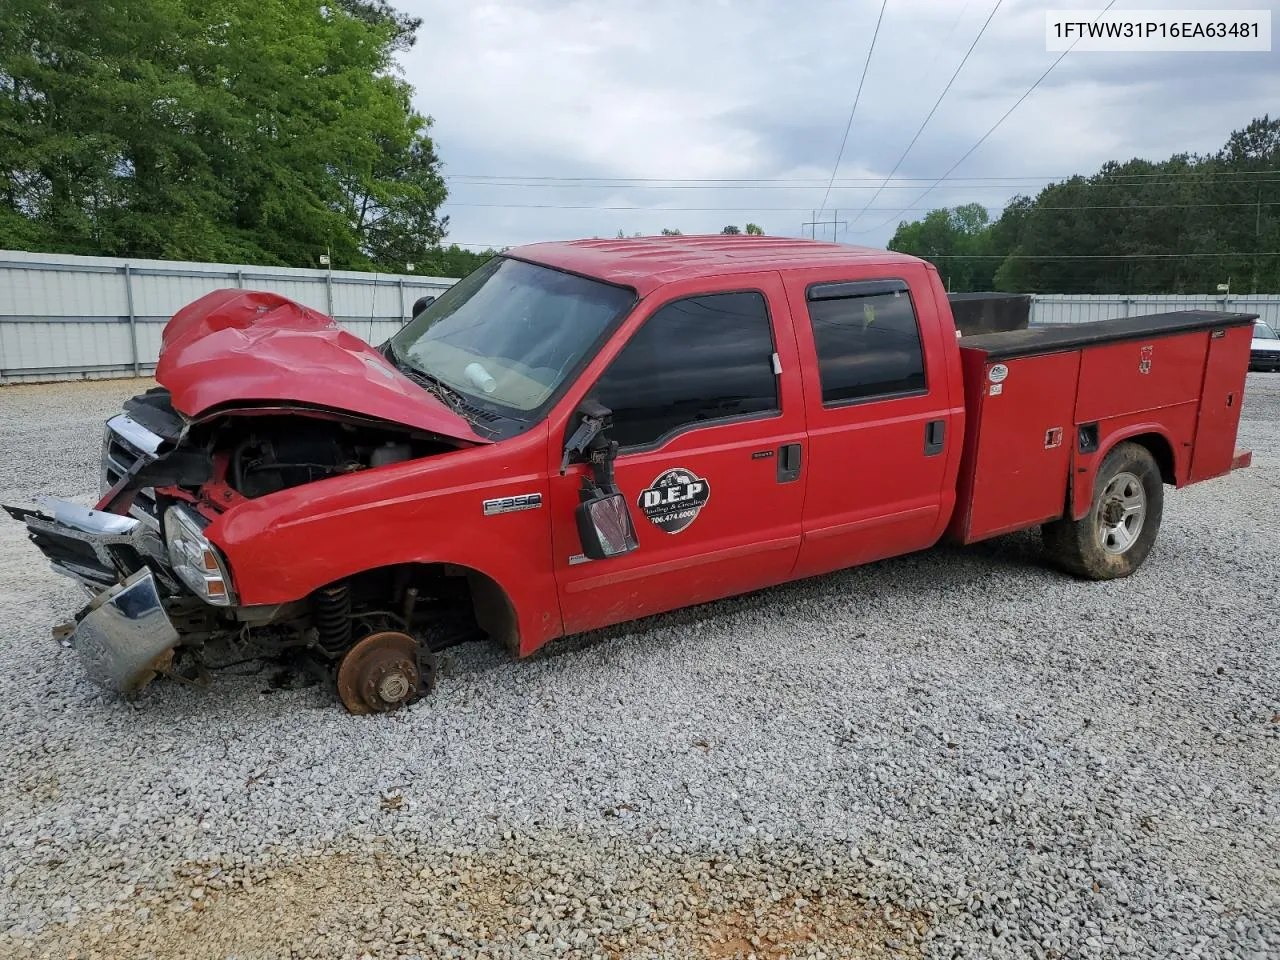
[336,631,428,715]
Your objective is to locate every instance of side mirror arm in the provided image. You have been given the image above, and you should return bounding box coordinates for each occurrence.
[559,399,619,487]
[560,414,604,475]
[580,436,620,499]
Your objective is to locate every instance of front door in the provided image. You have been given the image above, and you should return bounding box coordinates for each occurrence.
[548,273,807,635]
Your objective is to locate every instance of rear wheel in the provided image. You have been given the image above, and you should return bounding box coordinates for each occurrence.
[1042,441,1164,579]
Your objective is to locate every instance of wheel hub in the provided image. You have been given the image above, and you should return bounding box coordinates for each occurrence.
[336,631,426,715]
[1097,471,1147,555]
[377,671,412,703]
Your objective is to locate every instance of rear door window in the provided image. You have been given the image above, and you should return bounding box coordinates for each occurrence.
[805,279,927,404]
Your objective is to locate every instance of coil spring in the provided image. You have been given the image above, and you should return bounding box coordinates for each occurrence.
[313,582,352,656]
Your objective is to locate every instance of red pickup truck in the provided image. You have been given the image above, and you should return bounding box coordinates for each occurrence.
[6,237,1256,713]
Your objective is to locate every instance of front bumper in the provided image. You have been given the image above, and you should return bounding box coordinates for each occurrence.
[3,496,169,592]
[73,568,181,693]
[2,497,184,692]
[1250,350,1280,371]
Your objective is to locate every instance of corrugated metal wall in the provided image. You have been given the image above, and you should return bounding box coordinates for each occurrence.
[0,250,457,384]
[1030,294,1280,329]
[3,249,1278,385]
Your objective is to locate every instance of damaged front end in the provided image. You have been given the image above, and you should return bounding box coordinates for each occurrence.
[1,496,177,693]
[6,385,476,698]
[7,288,502,707]
[4,396,214,691]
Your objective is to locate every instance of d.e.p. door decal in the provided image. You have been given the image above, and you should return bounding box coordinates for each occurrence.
[638,467,711,534]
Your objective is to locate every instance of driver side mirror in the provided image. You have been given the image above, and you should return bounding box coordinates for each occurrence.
[576,492,638,560]
[564,400,639,560]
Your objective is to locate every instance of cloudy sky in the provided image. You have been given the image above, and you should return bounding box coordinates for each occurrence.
[394,0,1279,250]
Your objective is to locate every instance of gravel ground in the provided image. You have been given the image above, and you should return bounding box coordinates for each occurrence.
[0,375,1277,960]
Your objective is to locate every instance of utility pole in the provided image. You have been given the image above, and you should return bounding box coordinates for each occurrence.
[801,210,849,243]
[1253,182,1263,294]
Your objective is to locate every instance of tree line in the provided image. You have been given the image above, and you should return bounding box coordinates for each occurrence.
[888,116,1280,294]
[0,0,500,275]
[627,224,764,237]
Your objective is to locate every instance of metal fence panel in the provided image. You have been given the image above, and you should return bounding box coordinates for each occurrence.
[1030,294,1280,328]
[6,250,1280,384]
[0,250,457,383]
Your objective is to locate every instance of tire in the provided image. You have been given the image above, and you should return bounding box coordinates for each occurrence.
[1041,441,1164,580]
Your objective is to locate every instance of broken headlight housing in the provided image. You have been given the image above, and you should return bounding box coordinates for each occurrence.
[163,505,234,606]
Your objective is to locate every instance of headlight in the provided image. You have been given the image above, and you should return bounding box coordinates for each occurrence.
[163,505,234,606]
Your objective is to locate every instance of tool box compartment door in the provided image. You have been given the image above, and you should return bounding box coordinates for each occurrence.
[1190,324,1252,482]
[950,349,1080,543]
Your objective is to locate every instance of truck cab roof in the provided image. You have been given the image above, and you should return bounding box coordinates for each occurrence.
[507,235,927,297]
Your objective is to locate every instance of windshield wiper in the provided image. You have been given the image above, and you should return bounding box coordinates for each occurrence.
[405,367,465,411]
[395,362,503,439]
[385,344,458,405]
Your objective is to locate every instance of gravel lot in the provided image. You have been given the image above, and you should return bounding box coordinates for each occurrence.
[0,375,1277,960]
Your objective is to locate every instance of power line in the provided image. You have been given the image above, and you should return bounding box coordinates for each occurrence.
[925,0,974,73]
[847,0,1005,226]
[851,0,1119,235]
[818,0,889,218]
[435,245,1280,261]
[444,169,1280,188]
[442,199,1280,213]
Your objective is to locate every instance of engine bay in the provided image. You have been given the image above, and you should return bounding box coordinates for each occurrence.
[208,415,454,499]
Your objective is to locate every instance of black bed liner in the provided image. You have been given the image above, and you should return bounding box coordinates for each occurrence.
[960,310,1258,362]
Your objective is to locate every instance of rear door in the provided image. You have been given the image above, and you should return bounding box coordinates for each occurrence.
[783,265,963,578]
[548,272,807,635]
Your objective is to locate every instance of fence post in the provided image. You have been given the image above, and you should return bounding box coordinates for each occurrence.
[1123,297,1133,318]
[325,272,334,318]
[397,278,406,323]
[124,264,140,376]
[235,270,245,289]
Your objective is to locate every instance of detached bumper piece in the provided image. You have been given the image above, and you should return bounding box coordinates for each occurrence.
[2,497,182,693]
[73,569,181,693]
[3,496,167,592]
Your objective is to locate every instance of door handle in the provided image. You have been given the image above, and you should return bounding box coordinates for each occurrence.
[924,419,945,457]
[777,443,802,483]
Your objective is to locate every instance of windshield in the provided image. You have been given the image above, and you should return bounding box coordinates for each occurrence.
[389,257,634,414]
[1255,322,1279,340]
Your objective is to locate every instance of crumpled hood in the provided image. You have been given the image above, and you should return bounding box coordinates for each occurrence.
[155,289,488,443]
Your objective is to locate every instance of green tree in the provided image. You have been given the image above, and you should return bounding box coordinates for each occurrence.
[660,227,682,235]
[888,116,1280,294]
[720,224,741,235]
[0,0,447,270]
[335,0,422,50]
[415,244,503,277]
[888,202,997,291]
[745,223,764,235]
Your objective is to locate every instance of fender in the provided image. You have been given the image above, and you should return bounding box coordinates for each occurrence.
[1069,413,1190,521]
[205,424,564,652]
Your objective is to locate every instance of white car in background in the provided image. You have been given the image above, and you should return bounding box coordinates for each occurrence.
[1252,320,1280,372]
